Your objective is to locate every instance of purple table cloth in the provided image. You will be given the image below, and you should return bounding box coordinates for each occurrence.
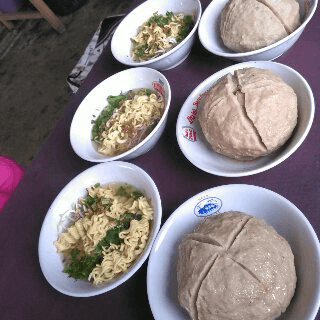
[1,1,319,319]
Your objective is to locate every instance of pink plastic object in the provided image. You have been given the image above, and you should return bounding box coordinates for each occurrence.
[0,192,10,212]
[0,157,26,212]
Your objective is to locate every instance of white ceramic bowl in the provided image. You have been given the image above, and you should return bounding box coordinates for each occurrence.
[176,61,314,177]
[111,0,202,71]
[70,67,171,162]
[147,184,320,320]
[198,0,318,61]
[38,161,162,297]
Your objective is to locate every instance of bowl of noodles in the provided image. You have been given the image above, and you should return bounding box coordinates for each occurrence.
[111,0,202,71]
[70,67,171,162]
[38,161,162,297]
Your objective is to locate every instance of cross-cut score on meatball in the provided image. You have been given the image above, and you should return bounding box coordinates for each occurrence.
[177,212,297,320]
[198,68,298,161]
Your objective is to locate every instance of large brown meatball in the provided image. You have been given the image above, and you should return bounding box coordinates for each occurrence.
[198,67,298,160]
[220,0,301,52]
[177,211,296,320]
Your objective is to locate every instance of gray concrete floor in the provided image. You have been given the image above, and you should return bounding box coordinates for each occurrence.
[0,0,131,168]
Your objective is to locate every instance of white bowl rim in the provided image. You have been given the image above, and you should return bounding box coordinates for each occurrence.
[70,67,171,162]
[111,0,202,67]
[38,161,162,297]
[176,61,315,177]
[147,183,320,320]
[198,0,318,57]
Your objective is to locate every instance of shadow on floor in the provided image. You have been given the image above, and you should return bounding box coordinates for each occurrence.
[0,0,131,167]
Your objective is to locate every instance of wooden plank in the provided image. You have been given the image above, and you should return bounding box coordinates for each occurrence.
[29,0,66,34]
[0,12,42,20]
[0,0,66,33]
[0,19,15,29]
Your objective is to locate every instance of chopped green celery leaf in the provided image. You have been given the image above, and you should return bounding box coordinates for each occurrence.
[184,15,193,25]
[122,212,142,223]
[135,48,145,57]
[107,95,126,107]
[92,95,126,140]
[147,11,174,28]
[176,15,193,43]
[84,195,97,207]
[132,190,143,199]
[95,223,130,253]
[64,250,103,280]
[123,212,133,219]
[101,198,113,211]
[103,203,112,211]
[120,220,131,230]
[117,186,129,197]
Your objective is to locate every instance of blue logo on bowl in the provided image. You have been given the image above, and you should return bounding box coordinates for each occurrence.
[194,197,222,217]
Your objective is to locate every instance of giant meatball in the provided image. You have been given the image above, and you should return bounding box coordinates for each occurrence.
[220,0,301,52]
[198,67,298,160]
[177,212,296,320]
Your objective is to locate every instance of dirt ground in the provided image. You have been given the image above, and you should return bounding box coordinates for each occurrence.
[0,0,131,168]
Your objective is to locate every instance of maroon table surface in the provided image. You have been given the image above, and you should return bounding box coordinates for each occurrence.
[1,1,319,319]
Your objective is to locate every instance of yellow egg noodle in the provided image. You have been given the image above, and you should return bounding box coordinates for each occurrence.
[98,90,164,156]
[132,14,184,61]
[54,184,153,285]
[131,12,194,61]
[89,217,151,284]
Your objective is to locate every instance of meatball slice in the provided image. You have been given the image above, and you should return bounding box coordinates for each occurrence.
[177,239,220,320]
[197,254,270,320]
